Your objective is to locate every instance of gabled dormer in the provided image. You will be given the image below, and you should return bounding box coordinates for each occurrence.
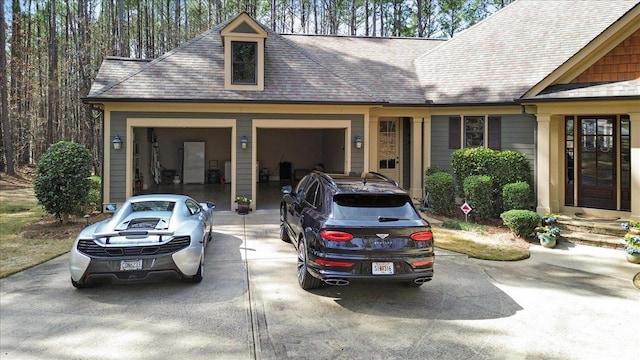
[221,13,267,91]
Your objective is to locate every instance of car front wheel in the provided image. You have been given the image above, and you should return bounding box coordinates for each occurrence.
[297,240,322,290]
[279,207,291,243]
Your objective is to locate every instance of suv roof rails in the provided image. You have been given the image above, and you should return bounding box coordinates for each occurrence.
[313,170,398,188]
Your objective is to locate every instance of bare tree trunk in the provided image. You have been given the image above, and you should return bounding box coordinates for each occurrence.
[47,0,58,147]
[1,1,15,175]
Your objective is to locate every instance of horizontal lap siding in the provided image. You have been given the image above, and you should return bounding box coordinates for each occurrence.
[430,116,456,173]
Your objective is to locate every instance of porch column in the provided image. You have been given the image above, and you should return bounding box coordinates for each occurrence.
[536,113,552,215]
[409,117,424,200]
[368,116,379,172]
[630,112,640,221]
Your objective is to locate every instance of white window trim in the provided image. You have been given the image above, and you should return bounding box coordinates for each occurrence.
[224,35,264,91]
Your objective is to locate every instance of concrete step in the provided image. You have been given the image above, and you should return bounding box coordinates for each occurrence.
[557,218,628,238]
[559,230,625,249]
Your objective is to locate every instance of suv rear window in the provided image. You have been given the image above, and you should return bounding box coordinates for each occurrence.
[331,194,419,220]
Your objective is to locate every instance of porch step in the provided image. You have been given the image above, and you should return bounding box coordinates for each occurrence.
[558,230,625,249]
[556,216,628,249]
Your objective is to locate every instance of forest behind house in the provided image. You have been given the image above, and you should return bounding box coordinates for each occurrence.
[0,0,514,176]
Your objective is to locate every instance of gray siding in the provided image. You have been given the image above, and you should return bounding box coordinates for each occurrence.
[109,111,364,203]
[429,114,536,176]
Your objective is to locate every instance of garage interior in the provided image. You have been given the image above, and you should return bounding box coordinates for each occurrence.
[133,127,346,211]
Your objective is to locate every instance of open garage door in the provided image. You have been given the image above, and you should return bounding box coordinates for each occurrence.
[256,127,347,210]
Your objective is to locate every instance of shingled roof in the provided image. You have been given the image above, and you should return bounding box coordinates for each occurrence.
[414,0,639,105]
[87,0,639,106]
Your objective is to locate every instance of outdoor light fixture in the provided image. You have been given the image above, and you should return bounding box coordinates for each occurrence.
[354,135,363,149]
[240,135,249,149]
[112,135,122,150]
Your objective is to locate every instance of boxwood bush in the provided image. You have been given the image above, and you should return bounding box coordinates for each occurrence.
[33,141,93,222]
[425,171,455,215]
[452,148,532,216]
[463,175,493,221]
[502,181,531,211]
[500,209,540,238]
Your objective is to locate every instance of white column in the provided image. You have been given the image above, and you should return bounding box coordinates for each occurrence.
[630,112,640,221]
[409,117,424,199]
[536,114,552,215]
[369,116,379,172]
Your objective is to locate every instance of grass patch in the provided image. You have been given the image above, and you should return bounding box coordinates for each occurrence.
[432,227,530,261]
[0,188,74,278]
[441,220,486,235]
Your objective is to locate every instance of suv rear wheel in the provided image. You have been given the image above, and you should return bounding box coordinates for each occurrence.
[297,240,322,290]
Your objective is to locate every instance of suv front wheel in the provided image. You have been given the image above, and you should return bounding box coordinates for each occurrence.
[297,240,322,290]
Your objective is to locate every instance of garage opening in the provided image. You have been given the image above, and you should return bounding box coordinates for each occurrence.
[256,128,346,209]
[132,126,233,210]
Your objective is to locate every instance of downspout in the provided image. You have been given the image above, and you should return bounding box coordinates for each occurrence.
[90,104,105,213]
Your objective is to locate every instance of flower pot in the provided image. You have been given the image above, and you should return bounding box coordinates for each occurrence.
[625,252,640,264]
[237,203,250,215]
[540,237,556,248]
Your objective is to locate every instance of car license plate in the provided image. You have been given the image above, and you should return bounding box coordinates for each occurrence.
[120,259,143,271]
[372,262,394,275]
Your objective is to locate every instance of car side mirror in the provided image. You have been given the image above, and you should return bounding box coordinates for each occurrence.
[282,185,292,194]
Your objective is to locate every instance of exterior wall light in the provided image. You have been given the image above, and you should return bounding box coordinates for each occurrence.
[240,135,249,149]
[354,135,363,149]
[112,135,122,150]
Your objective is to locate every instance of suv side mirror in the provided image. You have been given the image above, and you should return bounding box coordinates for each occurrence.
[282,185,292,194]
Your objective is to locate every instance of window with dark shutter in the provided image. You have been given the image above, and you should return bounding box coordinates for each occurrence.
[488,116,501,150]
[449,116,461,149]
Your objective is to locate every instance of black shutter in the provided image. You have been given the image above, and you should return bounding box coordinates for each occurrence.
[488,116,501,150]
[449,116,461,149]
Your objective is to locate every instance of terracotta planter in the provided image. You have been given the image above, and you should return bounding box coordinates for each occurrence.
[625,252,640,264]
[237,203,250,215]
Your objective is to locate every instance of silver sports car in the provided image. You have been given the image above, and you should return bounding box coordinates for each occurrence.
[69,194,215,288]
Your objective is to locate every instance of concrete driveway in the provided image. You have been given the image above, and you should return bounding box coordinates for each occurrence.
[1,210,638,359]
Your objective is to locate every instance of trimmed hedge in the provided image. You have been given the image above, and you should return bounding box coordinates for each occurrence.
[425,171,455,215]
[451,147,532,215]
[33,141,93,222]
[463,175,493,220]
[502,181,531,211]
[500,209,540,238]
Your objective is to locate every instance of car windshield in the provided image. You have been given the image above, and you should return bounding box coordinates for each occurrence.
[131,201,175,212]
[331,194,419,220]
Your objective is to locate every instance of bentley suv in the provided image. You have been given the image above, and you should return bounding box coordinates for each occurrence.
[280,171,434,290]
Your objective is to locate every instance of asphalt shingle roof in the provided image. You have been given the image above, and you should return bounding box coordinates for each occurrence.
[87,1,639,105]
[414,0,639,104]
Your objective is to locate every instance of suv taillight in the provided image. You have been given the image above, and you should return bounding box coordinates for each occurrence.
[320,230,354,241]
[410,231,433,241]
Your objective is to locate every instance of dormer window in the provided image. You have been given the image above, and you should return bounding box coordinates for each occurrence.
[232,41,257,85]
[221,13,267,91]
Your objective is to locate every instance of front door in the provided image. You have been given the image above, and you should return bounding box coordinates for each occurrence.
[578,116,616,210]
[377,118,400,183]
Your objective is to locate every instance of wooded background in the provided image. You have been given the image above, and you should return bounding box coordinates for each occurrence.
[0,0,513,176]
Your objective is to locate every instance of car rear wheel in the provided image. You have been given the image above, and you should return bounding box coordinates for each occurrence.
[297,241,322,290]
[184,257,204,283]
[279,207,291,243]
[71,277,91,289]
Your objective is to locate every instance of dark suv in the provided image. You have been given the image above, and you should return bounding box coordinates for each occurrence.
[280,171,434,290]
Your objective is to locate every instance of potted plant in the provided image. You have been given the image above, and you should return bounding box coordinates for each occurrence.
[623,220,640,264]
[235,196,252,215]
[535,213,560,248]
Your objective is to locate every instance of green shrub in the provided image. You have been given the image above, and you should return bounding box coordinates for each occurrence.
[500,209,540,238]
[502,181,531,211]
[452,148,532,216]
[425,171,455,215]
[33,141,93,222]
[83,176,102,214]
[463,175,493,221]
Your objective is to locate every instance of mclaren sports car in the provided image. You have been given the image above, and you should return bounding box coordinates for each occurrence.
[69,194,215,288]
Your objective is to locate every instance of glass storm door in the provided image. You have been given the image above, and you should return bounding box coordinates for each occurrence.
[578,117,616,210]
[378,119,400,183]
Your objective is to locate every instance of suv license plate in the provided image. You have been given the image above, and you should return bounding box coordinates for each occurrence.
[372,262,394,275]
[120,259,143,271]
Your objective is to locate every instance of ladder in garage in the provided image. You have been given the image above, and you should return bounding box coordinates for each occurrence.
[151,131,161,184]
